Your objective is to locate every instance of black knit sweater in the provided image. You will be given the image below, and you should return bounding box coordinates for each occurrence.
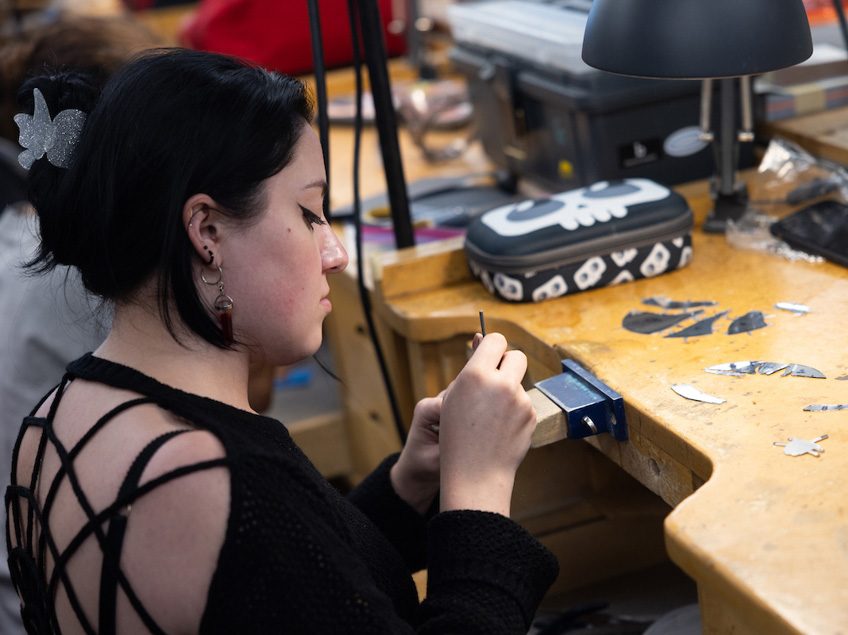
[7,354,559,634]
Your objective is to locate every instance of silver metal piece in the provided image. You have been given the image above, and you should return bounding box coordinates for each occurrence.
[773,434,829,457]
[705,361,761,376]
[582,416,598,434]
[706,361,825,378]
[804,404,848,412]
[782,364,826,379]
[737,75,754,142]
[671,383,726,405]
[757,362,789,376]
[699,79,714,142]
[775,302,810,314]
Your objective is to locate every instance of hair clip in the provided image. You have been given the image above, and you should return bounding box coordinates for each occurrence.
[13,87,86,170]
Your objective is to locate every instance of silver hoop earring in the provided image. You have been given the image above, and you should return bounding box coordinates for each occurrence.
[201,265,223,286]
[201,265,234,342]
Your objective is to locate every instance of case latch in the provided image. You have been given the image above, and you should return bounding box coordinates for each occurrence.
[530,359,628,447]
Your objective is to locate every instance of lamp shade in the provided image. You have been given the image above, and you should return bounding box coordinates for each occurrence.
[582,0,813,79]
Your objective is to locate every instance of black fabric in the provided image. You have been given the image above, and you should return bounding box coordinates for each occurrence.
[99,430,188,635]
[6,353,559,633]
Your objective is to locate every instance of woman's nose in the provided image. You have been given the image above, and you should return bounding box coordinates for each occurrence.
[320,226,348,273]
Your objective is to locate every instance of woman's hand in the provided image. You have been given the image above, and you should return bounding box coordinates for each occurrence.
[438,332,536,517]
[390,392,444,515]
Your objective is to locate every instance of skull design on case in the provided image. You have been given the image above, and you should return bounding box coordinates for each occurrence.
[574,257,607,290]
[531,275,568,302]
[493,273,523,301]
[640,244,671,277]
[481,179,670,237]
[611,248,637,267]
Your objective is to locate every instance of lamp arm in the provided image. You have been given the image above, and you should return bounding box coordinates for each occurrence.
[699,79,714,142]
[738,75,754,142]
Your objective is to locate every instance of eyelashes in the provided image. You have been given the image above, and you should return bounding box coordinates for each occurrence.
[299,204,327,229]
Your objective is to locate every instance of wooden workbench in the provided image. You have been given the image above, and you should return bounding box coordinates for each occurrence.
[320,61,848,629]
[362,179,848,632]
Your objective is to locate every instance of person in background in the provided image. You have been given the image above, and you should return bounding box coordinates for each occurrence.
[0,13,162,633]
[6,48,558,633]
[179,0,406,76]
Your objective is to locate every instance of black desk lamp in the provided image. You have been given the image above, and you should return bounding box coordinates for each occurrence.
[581,0,813,233]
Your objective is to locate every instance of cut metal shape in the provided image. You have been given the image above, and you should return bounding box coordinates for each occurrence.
[782,364,826,379]
[705,361,762,376]
[643,296,717,310]
[665,311,729,338]
[671,383,726,404]
[773,434,828,457]
[804,404,848,411]
[775,302,810,314]
[727,310,767,335]
[705,361,824,378]
[757,362,789,375]
[622,310,702,334]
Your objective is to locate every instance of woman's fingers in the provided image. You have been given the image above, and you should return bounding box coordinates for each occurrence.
[497,349,528,385]
[465,332,508,370]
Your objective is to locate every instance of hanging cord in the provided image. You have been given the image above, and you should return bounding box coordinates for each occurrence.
[306,0,330,220]
[357,0,416,248]
[348,0,408,444]
[833,0,848,56]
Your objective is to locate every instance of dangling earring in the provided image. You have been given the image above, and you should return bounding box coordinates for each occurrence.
[201,265,234,343]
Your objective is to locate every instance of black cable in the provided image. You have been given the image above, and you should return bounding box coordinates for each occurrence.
[833,0,848,55]
[348,0,408,445]
[306,0,331,220]
[357,0,416,248]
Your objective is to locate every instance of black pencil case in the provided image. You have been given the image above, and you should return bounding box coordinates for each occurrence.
[464,179,694,302]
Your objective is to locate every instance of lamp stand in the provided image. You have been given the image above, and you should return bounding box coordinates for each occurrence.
[702,77,749,233]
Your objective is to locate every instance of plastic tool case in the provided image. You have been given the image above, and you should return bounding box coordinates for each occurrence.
[464,179,693,302]
[447,1,751,191]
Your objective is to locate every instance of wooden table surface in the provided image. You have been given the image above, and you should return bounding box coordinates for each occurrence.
[367,176,848,632]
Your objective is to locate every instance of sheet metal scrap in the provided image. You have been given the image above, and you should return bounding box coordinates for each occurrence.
[705,361,761,376]
[757,362,789,375]
[804,404,848,411]
[727,310,768,335]
[622,310,702,335]
[782,364,826,379]
[773,434,828,457]
[705,361,825,378]
[775,302,810,314]
[665,311,729,338]
[643,296,717,310]
[671,383,726,405]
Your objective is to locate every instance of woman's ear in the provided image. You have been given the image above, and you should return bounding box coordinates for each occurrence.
[183,194,224,267]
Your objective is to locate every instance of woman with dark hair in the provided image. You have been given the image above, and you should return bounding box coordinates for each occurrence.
[0,15,164,635]
[6,49,557,634]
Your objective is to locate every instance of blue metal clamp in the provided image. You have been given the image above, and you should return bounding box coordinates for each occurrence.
[534,359,628,441]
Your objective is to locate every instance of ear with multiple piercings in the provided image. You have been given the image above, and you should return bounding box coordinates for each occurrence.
[188,208,234,343]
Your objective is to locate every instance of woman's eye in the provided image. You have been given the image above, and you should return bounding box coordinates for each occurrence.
[299,204,327,230]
